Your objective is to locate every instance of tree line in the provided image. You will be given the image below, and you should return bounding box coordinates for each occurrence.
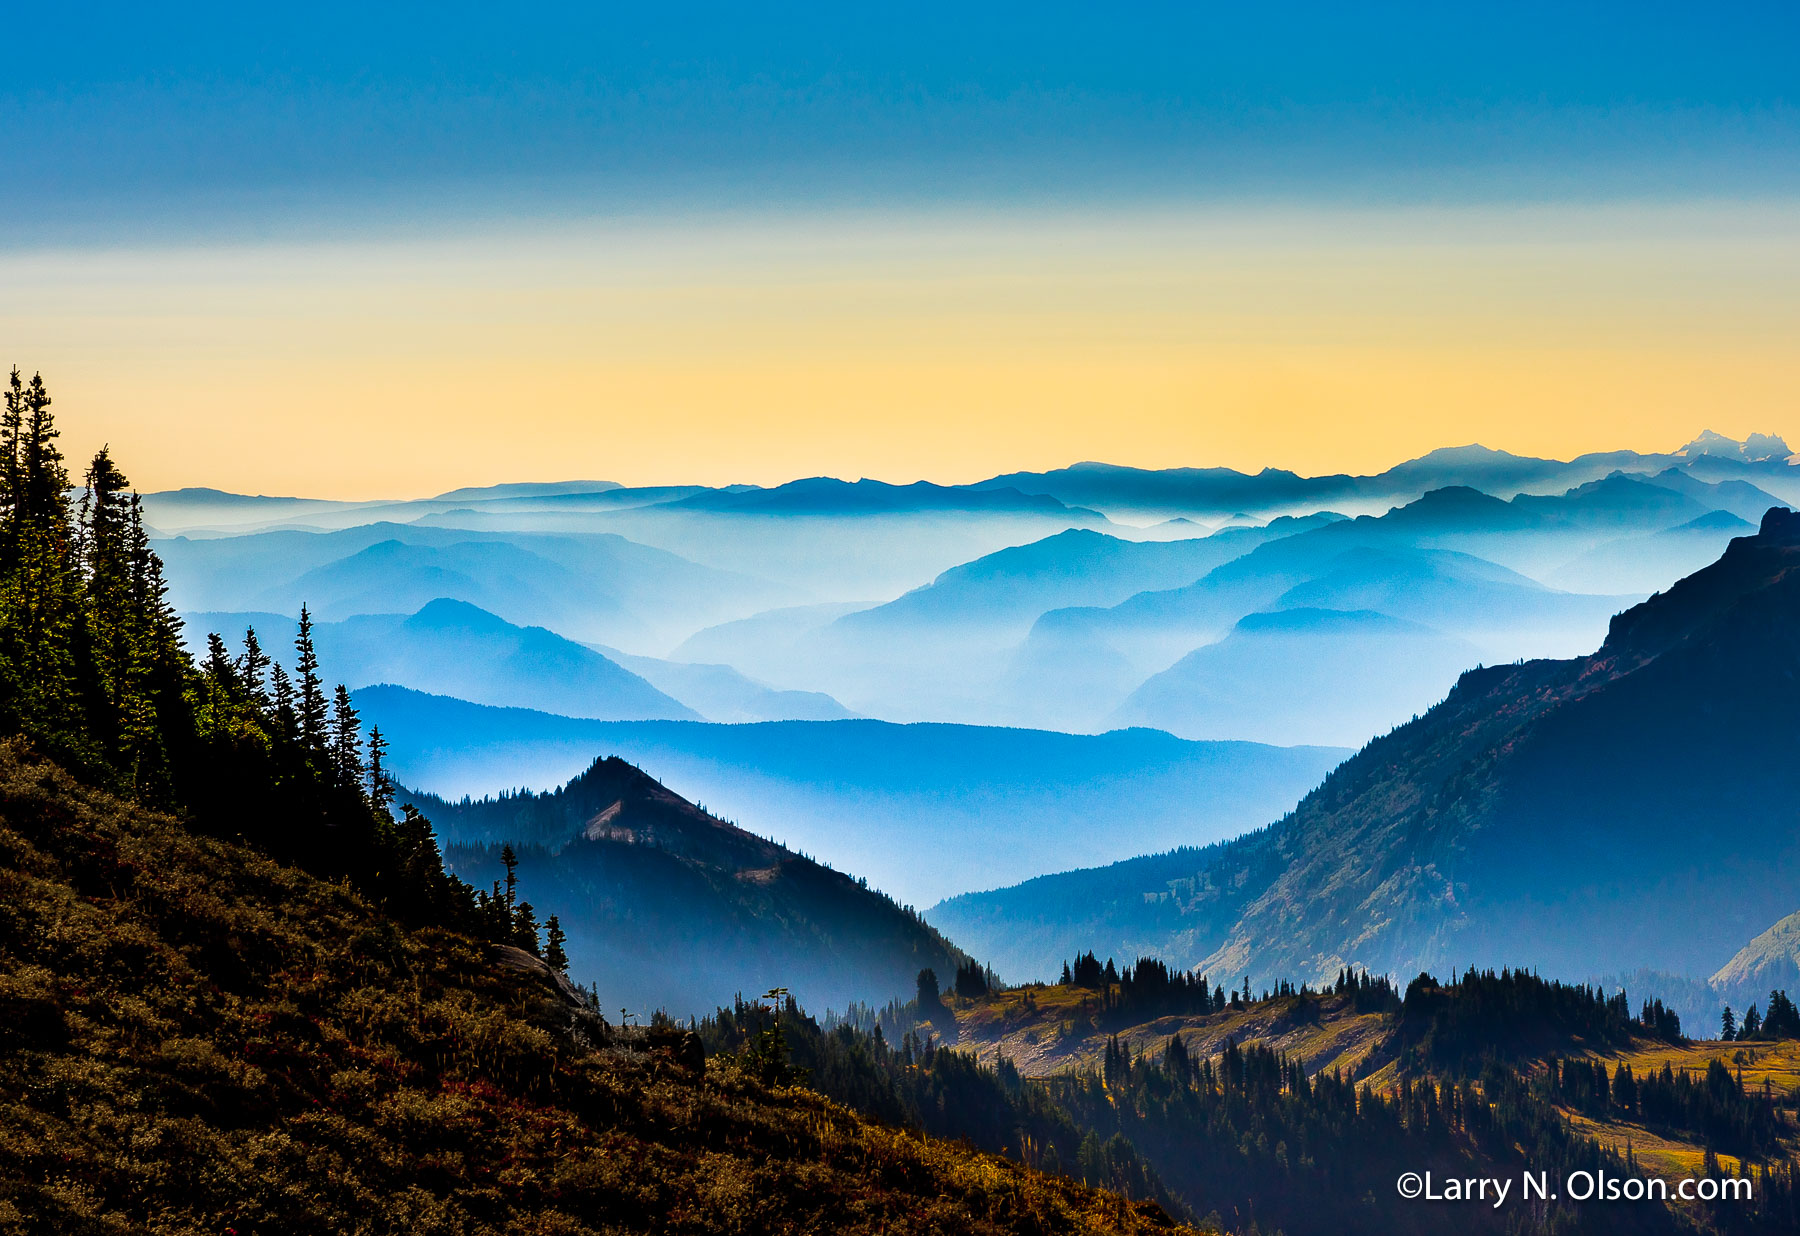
[1059,950,1399,1022]
[0,367,550,954]
[1722,990,1800,1042]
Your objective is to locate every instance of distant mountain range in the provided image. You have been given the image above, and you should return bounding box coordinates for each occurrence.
[155,430,1796,750]
[970,433,1800,520]
[144,432,1799,539]
[417,756,970,1017]
[936,507,1800,986]
[834,519,1333,636]
[1011,498,1643,732]
[158,522,794,650]
[355,683,1348,907]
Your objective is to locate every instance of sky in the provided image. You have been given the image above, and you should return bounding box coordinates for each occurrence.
[3,3,1797,497]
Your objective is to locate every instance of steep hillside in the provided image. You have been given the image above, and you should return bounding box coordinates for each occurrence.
[411,755,976,1017]
[0,741,1192,1235]
[951,508,1800,987]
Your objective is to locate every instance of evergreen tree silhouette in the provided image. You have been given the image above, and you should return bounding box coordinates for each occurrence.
[295,605,328,754]
[330,683,364,790]
[501,843,519,909]
[513,899,540,955]
[544,914,568,972]
[238,627,271,709]
[0,371,87,756]
[366,724,394,815]
[269,661,297,739]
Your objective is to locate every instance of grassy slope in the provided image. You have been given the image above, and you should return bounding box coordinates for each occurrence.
[948,984,1800,1183]
[0,741,1194,1236]
[1567,1038,1800,1178]
[950,985,1390,1082]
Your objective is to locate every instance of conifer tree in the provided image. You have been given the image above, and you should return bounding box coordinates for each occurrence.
[366,724,394,815]
[330,683,364,790]
[238,627,271,709]
[0,371,86,752]
[513,899,540,954]
[269,661,297,738]
[501,843,519,909]
[18,372,66,527]
[77,448,144,748]
[544,914,569,972]
[294,605,328,753]
[0,368,25,558]
[1722,1005,1737,1041]
[205,633,240,693]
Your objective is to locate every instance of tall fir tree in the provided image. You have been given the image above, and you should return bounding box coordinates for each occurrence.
[269,661,297,739]
[330,683,364,792]
[501,843,519,910]
[366,724,394,815]
[0,372,87,756]
[295,605,328,754]
[238,627,271,710]
[544,914,569,972]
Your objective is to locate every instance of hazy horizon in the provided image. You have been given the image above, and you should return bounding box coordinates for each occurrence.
[106,424,1797,506]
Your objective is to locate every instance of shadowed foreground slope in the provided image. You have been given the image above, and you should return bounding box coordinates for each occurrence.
[0,742,1191,1235]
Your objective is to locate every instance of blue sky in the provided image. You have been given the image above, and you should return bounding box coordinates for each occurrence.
[7,3,1797,241]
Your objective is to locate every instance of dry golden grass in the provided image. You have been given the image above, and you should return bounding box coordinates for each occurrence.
[1547,1037,1800,1181]
[952,986,1390,1082]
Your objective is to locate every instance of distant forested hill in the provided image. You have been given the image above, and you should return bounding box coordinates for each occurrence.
[411,756,975,1016]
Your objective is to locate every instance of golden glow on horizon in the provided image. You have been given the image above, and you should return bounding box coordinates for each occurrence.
[3,202,1797,499]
